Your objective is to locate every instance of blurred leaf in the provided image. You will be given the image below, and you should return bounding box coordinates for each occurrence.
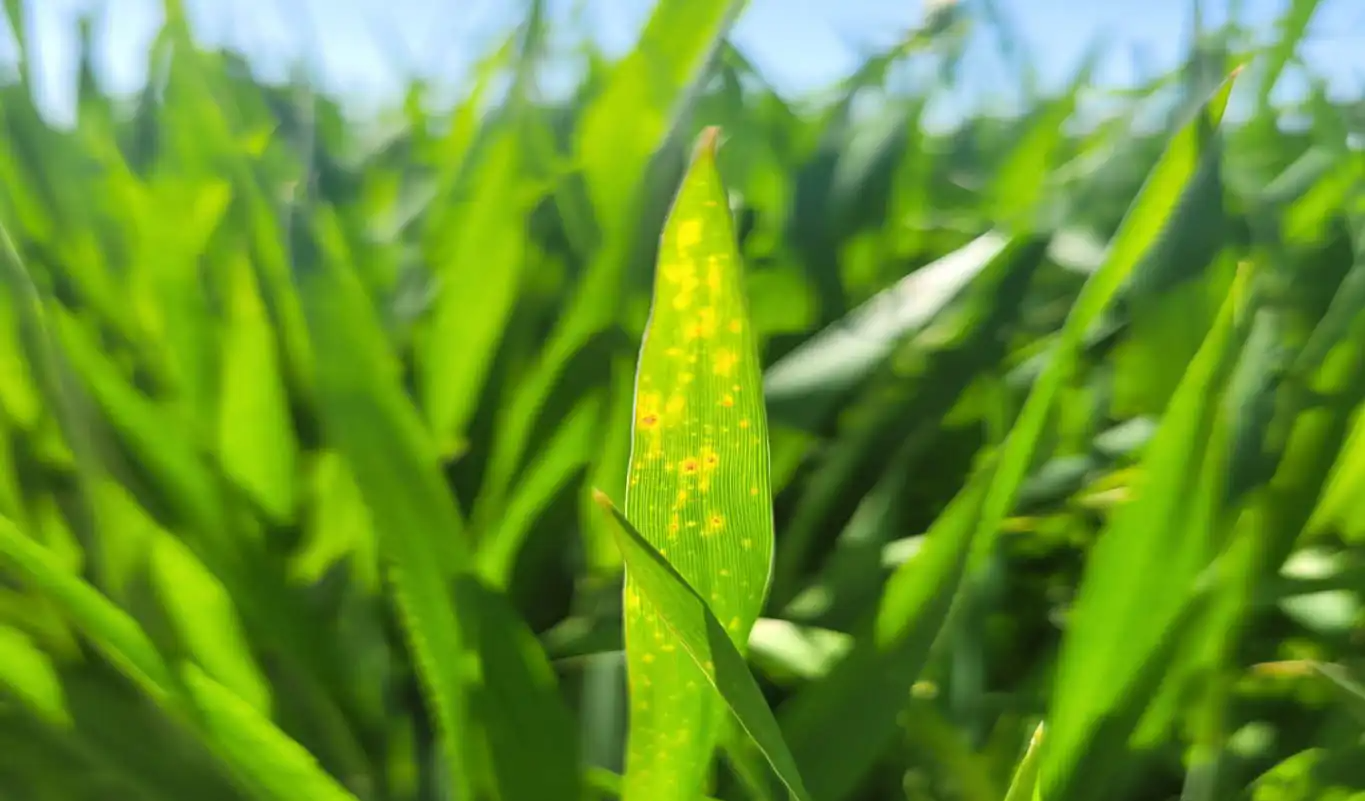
[457,575,583,801]
[218,251,298,525]
[1039,261,1252,801]
[0,514,174,702]
[0,624,69,726]
[419,127,529,456]
[150,532,272,716]
[181,664,361,801]
[300,213,473,799]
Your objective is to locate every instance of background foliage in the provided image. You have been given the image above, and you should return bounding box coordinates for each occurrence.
[0,0,1363,800]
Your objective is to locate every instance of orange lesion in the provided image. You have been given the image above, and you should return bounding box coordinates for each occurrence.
[680,457,700,475]
[738,418,750,429]
[720,394,734,407]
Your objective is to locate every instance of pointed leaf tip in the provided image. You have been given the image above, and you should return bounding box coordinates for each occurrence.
[696,126,722,159]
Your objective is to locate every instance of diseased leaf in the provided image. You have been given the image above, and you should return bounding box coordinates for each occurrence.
[595,491,810,801]
[616,127,774,800]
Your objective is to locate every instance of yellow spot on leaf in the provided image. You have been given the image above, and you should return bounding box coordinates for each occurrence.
[728,319,742,333]
[680,458,699,475]
[739,419,750,429]
[720,394,734,407]
[713,348,738,377]
[677,220,702,251]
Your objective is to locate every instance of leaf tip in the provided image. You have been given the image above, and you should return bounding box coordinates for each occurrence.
[696,126,722,159]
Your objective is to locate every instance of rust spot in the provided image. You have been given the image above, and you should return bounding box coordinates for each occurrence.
[639,413,659,428]
[680,458,700,475]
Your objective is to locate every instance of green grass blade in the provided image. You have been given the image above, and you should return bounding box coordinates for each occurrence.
[971,68,1239,568]
[456,575,583,800]
[477,390,603,587]
[217,250,298,526]
[299,215,472,799]
[418,127,529,456]
[0,624,69,726]
[1038,266,1252,801]
[577,1,745,229]
[1003,722,1046,801]
[594,491,810,801]
[149,531,272,716]
[181,664,361,801]
[778,461,995,801]
[0,514,175,702]
[615,127,773,800]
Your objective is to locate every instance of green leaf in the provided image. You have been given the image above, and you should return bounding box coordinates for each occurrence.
[1039,263,1252,801]
[150,531,272,716]
[594,491,811,801]
[1003,722,1046,801]
[972,68,1239,572]
[300,214,473,799]
[181,663,361,801]
[419,127,529,455]
[615,127,774,800]
[0,514,174,702]
[217,250,298,525]
[0,623,69,726]
[457,575,583,801]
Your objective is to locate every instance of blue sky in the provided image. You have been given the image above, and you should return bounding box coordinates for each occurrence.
[7,0,1364,123]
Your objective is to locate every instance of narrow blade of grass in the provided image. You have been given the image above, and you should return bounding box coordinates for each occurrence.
[1038,264,1253,801]
[181,664,362,801]
[298,211,472,799]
